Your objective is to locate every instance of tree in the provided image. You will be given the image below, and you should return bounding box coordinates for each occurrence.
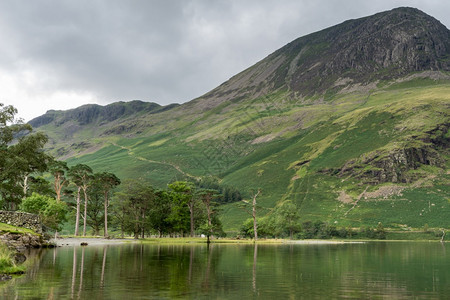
[20,192,67,231]
[96,172,120,237]
[274,201,300,239]
[197,189,223,243]
[114,180,156,239]
[239,189,261,241]
[168,181,196,237]
[25,176,55,198]
[68,164,93,236]
[86,174,106,235]
[0,103,49,209]
[148,190,172,237]
[49,160,69,202]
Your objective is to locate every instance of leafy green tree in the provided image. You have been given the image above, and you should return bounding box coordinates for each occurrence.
[111,193,128,238]
[68,164,93,236]
[148,190,172,237]
[0,103,49,209]
[27,176,55,198]
[114,180,154,239]
[240,218,255,238]
[96,172,120,237]
[20,193,67,231]
[168,181,196,237]
[197,189,223,243]
[42,200,68,231]
[19,192,49,214]
[195,176,242,204]
[274,201,300,239]
[86,175,106,235]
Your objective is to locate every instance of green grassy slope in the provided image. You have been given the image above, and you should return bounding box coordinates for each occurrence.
[47,78,449,232]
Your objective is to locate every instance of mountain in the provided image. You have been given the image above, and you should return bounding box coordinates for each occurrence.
[30,7,450,232]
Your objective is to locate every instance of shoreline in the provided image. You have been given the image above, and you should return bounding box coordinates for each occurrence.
[52,237,138,246]
[51,236,446,247]
[52,237,366,246]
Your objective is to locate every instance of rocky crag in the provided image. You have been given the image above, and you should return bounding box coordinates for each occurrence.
[0,211,52,252]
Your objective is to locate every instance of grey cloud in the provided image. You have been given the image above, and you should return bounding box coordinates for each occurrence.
[0,0,448,113]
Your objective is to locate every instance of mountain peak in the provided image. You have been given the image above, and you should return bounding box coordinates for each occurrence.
[198,7,450,106]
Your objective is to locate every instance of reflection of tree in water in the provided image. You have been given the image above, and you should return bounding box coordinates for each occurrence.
[77,246,85,299]
[71,247,76,298]
[1,243,449,298]
[100,246,107,288]
[252,244,258,294]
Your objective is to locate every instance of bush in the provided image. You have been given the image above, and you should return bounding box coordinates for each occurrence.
[361,223,386,239]
[20,193,50,214]
[20,193,68,231]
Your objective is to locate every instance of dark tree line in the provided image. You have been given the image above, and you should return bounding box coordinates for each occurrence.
[113,180,225,240]
[194,177,242,204]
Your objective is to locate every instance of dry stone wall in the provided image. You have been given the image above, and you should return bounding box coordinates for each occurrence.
[0,211,42,233]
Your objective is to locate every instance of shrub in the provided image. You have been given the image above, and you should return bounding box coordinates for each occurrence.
[0,245,25,274]
[20,193,68,231]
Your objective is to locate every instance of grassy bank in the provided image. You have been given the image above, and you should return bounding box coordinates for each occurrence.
[0,223,38,235]
[0,245,25,275]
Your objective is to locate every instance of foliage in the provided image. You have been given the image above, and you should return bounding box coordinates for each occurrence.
[0,244,25,274]
[42,200,68,231]
[48,159,69,202]
[195,177,242,204]
[273,201,301,238]
[114,180,154,238]
[20,193,67,231]
[363,223,387,239]
[168,181,195,236]
[0,103,50,209]
[85,175,105,235]
[19,193,50,214]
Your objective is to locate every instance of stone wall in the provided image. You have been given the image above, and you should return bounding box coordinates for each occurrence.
[0,211,42,233]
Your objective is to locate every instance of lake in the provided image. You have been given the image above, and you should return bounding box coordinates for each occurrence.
[1,241,449,299]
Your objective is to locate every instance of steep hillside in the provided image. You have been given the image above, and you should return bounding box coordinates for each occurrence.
[30,7,450,232]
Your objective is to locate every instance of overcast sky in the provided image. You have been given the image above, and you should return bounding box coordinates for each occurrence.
[1,0,449,121]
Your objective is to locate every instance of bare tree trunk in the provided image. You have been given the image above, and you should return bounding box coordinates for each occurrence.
[134,215,139,239]
[189,200,194,237]
[82,189,88,236]
[207,201,212,244]
[441,229,446,243]
[22,174,29,197]
[75,186,81,236]
[141,210,145,239]
[54,174,66,202]
[104,191,108,238]
[252,189,261,242]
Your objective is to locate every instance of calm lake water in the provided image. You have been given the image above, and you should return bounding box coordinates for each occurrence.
[1,242,449,299]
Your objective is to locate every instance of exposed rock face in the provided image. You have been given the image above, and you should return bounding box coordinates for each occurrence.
[194,7,450,109]
[334,122,449,184]
[280,7,450,94]
[0,232,48,252]
[344,146,444,183]
[0,211,42,234]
